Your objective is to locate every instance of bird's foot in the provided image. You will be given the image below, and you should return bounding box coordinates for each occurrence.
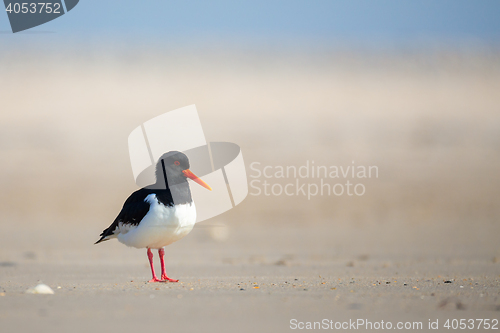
[161,275,179,282]
[148,277,164,283]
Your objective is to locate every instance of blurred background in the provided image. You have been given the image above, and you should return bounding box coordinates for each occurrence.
[0,0,499,267]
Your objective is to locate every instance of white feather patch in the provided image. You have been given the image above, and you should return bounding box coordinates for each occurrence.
[116,194,197,249]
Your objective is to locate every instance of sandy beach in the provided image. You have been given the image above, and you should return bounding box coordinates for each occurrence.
[0,48,499,332]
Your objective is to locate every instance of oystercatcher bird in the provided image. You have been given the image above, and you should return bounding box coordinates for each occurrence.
[95,151,211,282]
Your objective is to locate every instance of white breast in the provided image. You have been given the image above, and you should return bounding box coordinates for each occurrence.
[116,194,197,249]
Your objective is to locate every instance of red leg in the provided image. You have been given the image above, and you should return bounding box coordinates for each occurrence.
[159,248,178,282]
[147,248,162,282]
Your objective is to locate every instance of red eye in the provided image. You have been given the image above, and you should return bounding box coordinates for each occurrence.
[174,161,180,166]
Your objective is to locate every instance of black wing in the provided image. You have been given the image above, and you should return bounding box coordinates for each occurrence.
[94,188,154,244]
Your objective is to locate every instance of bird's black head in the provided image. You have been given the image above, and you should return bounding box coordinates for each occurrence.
[154,151,211,190]
[155,151,190,186]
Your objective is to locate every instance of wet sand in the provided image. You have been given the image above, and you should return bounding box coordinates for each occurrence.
[1,223,499,332]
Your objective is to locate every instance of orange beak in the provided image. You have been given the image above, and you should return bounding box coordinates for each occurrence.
[182,169,212,191]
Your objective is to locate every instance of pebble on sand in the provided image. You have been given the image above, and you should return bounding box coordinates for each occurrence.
[25,284,54,295]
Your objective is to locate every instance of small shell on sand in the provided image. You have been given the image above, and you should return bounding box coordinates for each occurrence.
[25,284,55,295]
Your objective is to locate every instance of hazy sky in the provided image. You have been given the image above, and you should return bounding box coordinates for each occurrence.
[1,0,499,47]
